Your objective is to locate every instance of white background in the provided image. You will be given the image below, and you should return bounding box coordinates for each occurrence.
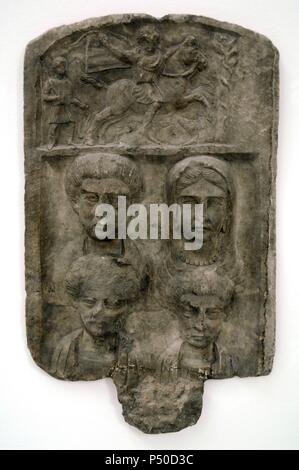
[0,0,298,450]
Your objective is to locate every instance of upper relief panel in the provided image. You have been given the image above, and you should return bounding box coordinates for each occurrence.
[25,14,278,152]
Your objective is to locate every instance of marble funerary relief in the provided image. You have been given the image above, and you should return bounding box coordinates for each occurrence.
[24,14,278,433]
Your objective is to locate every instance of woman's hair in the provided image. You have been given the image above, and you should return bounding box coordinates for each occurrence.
[170,269,235,310]
[167,156,233,203]
[65,255,141,302]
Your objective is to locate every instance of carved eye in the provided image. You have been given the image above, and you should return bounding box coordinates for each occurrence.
[205,308,222,319]
[82,297,97,307]
[177,196,197,205]
[182,311,192,319]
[207,197,225,208]
[83,193,98,203]
[105,298,126,308]
[107,193,121,206]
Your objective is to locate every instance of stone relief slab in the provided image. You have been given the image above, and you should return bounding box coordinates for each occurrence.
[24,14,278,433]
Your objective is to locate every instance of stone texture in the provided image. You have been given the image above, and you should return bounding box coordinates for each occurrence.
[24,14,278,433]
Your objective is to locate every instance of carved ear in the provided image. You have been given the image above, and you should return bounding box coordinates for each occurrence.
[223,293,234,322]
[223,309,229,322]
[72,200,80,214]
[221,212,230,233]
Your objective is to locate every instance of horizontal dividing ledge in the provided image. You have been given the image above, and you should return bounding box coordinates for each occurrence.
[36,143,258,161]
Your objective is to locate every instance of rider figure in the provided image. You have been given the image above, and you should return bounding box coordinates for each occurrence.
[86,24,164,145]
[85,28,209,145]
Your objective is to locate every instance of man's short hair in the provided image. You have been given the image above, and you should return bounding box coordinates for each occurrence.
[65,153,142,211]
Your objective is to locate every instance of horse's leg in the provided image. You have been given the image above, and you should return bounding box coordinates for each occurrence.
[98,111,130,139]
[86,80,134,145]
[183,87,210,107]
[139,102,161,131]
[86,107,114,145]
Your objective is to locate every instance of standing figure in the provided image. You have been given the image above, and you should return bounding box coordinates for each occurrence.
[43,56,88,149]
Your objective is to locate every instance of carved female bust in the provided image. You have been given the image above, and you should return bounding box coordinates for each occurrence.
[167,156,234,267]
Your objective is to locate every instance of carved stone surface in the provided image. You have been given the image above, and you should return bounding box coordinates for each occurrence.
[24,14,278,433]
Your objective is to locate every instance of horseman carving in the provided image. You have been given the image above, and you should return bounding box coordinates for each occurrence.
[80,25,210,145]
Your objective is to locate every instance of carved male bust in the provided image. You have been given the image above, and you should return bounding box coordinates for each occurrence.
[65,153,142,257]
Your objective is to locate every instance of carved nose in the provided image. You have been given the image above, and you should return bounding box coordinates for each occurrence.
[202,204,211,221]
[194,310,205,330]
[194,320,204,332]
[92,300,104,317]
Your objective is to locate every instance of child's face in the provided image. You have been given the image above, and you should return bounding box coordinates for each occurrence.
[75,275,138,337]
[178,293,224,348]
